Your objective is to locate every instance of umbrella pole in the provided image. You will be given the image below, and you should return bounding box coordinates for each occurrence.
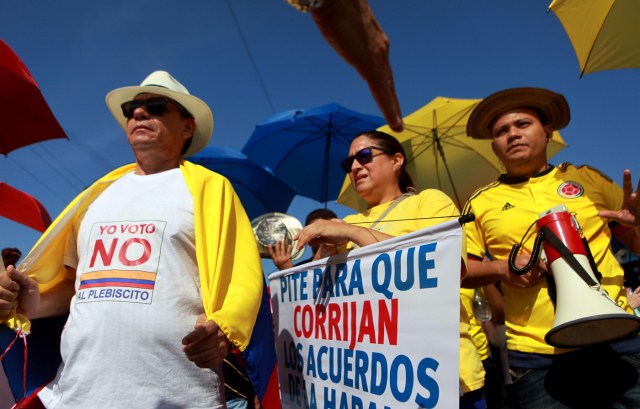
[435,132,463,210]
[321,116,332,207]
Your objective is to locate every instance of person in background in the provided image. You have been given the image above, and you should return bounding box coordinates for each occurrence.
[0,70,263,408]
[268,208,338,270]
[462,86,640,408]
[627,286,640,314]
[624,261,640,314]
[295,129,487,408]
[286,0,404,132]
[616,240,640,315]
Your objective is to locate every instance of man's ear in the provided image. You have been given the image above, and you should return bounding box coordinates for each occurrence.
[183,118,196,140]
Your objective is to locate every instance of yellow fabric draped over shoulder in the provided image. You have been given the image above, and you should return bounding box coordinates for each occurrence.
[2,161,263,351]
[182,161,263,351]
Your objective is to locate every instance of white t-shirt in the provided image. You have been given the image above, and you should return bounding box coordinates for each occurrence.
[39,169,224,409]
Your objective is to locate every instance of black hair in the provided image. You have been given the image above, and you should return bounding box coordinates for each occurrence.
[305,208,338,226]
[181,137,193,155]
[355,130,415,193]
[488,106,549,133]
[531,107,548,125]
[169,98,194,156]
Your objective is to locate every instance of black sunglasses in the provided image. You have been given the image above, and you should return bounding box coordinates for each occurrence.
[341,146,392,173]
[120,97,191,119]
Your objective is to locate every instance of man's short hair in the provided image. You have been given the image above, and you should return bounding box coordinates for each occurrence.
[305,208,337,226]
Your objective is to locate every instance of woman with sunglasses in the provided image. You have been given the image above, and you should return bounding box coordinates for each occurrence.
[296,130,459,247]
[295,129,487,409]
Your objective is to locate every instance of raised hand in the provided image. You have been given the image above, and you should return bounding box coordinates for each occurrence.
[599,169,640,228]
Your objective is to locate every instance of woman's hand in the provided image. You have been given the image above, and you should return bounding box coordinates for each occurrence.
[313,243,339,261]
[295,219,353,250]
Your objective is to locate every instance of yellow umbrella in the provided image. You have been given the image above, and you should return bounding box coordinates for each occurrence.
[336,97,567,212]
[549,0,640,76]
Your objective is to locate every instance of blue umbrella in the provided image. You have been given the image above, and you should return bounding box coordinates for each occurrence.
[242,103,385,204]
[187,146,298,220]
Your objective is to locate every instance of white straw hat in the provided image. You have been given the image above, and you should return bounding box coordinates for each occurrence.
[105,70,214,156]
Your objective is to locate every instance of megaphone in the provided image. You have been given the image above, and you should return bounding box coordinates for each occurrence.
[509,204,640,348]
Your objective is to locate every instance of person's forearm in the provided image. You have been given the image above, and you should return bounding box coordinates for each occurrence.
[349,225,394,247]
[310,0,372,65]
[461,259,508,288]
[484,283,505,324]
[311,0,403,131]
[24,279,74,319]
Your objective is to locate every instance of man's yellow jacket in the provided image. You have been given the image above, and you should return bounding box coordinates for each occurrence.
[3,161,263,351]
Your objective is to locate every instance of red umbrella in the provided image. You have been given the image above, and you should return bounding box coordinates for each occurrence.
[0,182,52,232]
[0,40,67,156]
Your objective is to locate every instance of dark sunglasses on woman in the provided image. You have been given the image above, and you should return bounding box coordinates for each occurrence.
[120,97,191,119]
[341,146,393,173]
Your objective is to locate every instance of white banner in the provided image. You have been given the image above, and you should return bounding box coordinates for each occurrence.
[269,220,462,409]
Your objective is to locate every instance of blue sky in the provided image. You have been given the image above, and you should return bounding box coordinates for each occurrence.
[1,0,639,273]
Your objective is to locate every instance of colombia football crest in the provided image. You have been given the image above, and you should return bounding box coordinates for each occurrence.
[557,181,584,199]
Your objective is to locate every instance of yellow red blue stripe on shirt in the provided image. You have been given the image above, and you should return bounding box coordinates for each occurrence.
[78,270,156,290]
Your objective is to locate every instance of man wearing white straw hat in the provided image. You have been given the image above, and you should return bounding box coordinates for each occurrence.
[461,86,640,408]
[0,71,263,408]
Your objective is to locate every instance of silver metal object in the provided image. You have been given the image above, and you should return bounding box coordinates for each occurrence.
[251,212,304,261]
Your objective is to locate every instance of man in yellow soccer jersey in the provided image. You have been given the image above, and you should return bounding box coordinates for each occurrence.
[462,87,640,408]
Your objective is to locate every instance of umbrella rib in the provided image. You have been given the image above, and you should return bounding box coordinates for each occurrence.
[304,116,371,145]
[432,130,462,209]
[401,102,487,209]
[268,118,357,171]
[402,134,464,208]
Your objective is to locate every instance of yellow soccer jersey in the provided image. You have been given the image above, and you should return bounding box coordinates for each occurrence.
[460,287,490,362]
[464,163,629,355]
[343,189,460,238]
[344,189,485,393]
